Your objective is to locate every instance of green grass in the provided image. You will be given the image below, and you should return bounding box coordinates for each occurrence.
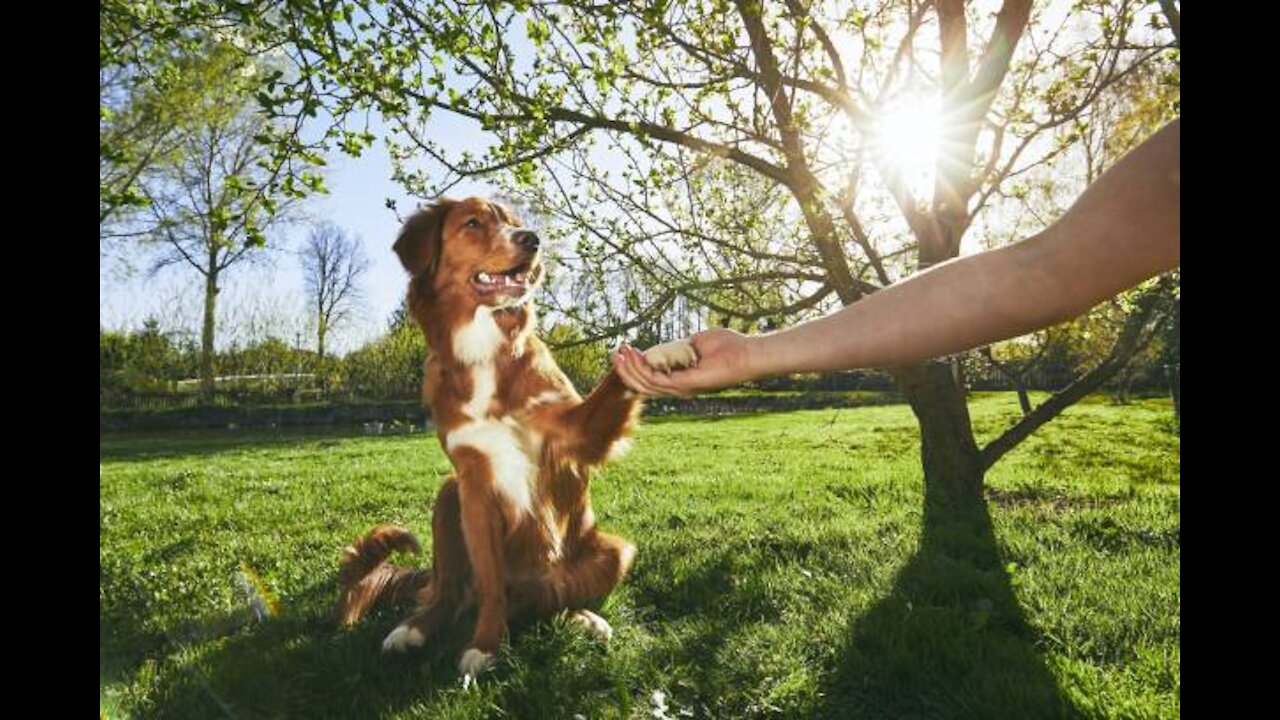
[100,393,1179,719]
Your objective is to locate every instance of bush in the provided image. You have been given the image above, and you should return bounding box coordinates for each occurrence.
[341,321,427,401]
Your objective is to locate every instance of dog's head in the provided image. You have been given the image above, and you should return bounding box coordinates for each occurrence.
[394,197,544,308]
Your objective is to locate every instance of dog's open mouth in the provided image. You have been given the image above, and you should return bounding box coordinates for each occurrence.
[471,261,542,296]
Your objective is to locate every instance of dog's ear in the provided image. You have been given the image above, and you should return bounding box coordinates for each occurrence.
[393,199,455,277]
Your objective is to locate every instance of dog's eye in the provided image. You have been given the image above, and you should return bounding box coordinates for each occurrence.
[464,218,481,228]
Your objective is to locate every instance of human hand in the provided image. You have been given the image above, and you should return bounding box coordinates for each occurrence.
[613,329,756,398]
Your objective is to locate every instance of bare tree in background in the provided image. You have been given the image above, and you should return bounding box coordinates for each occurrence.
[300,223,370,360]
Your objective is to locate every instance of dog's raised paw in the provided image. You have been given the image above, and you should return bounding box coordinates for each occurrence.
[381,624,425,653]
[458,648,495,684]
[568,609,613,642]
[642,340,699,373]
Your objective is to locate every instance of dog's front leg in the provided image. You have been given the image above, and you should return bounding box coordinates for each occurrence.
[558,370,642,467]
[560,338,699,465]
[451,446,511,680]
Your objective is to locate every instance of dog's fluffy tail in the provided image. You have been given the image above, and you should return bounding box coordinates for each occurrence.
[336,524,431,627]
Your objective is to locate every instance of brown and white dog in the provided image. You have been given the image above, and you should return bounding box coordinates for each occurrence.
[335,197,696,680]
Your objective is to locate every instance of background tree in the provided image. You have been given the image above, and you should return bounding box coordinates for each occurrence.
[133,41,313,404]
[101,0,202,232]
[103,3,332,406]
[299,223,371,362]
[100,1,310,236]
[260,0,1178,501]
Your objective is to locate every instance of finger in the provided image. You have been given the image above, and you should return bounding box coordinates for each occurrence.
[650,369,695,399]
[614,352,665,396]
[613,343,653,385]
[633,358,694,397]
[625,345,653,371]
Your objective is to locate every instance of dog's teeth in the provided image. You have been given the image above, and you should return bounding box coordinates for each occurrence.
[514,273,526,283]
[478,272,492,283]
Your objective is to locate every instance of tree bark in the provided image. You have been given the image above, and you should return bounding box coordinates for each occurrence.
[893,361,985,503]
[200,261,219,406]
[1015,383,1032,415]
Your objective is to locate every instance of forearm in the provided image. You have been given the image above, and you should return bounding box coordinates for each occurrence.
[750,241,1055,373]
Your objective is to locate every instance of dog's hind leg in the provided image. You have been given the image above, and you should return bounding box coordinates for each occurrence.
[509,530,636,631]
[382,479,471,652]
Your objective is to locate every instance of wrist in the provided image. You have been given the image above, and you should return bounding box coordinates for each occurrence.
[746,332,786,378]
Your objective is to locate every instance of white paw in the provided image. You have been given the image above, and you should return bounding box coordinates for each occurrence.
[642,340,699,373]
[606,437,634,461]
[568,609,614,642]
[381,624,425,653]
[458,648,495,681]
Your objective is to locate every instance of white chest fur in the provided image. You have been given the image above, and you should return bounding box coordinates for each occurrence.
[452,306,506,366]
[445,362,541,514]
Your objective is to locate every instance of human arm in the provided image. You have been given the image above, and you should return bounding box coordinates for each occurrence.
[615,118,1180,396]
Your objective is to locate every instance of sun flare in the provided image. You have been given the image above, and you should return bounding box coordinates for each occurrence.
[872,94,942,198]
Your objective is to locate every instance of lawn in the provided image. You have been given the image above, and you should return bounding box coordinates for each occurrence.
[100,393,1179,719]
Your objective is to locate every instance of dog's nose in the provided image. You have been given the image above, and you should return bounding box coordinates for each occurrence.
[516,230,540,251]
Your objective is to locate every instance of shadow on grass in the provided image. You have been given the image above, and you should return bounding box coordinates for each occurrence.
[814,484,1082,719]
[119,550,771,719]
[104,566,478,720]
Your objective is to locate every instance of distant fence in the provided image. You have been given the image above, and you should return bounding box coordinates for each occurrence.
[100,391,913,433]
[103,372,341,411]
[100,401,426,433]
[646,390,905,416]
[103,389,392,412]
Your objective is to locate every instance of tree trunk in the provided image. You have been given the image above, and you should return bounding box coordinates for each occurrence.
[200,267,219,406]
[317,316,329,394]
[1116,369,1132,404]
[1166,364,1180,418]
[1015,383,1032,415]
[893,361,985,502]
